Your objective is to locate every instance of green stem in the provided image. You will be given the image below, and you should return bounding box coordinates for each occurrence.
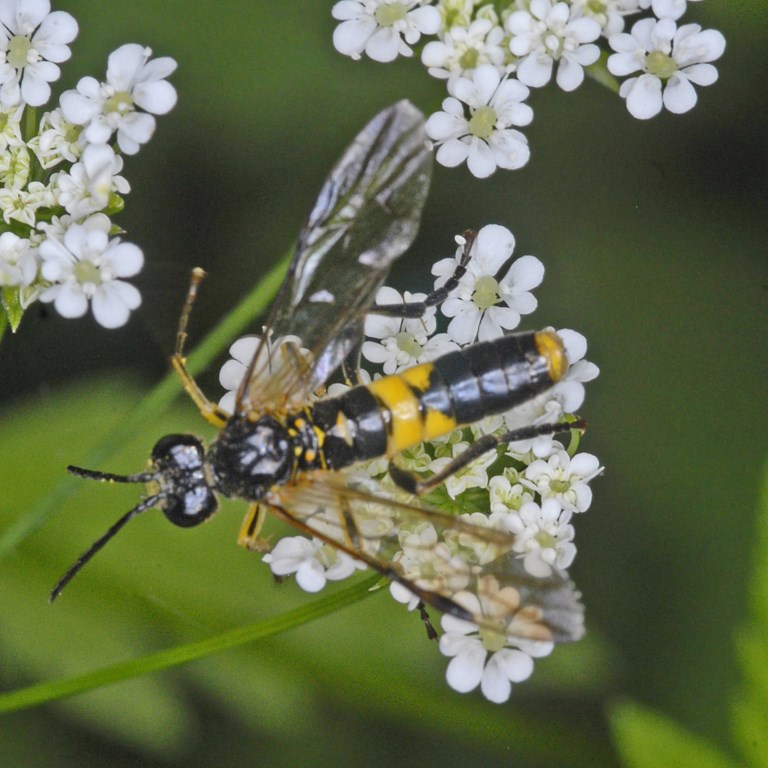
[0,251,291,560]
[0,574,381,713]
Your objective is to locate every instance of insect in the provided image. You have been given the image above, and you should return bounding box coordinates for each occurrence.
[52,101,585,648]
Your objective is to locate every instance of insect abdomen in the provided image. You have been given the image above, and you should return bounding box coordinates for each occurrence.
[310,330,566,467]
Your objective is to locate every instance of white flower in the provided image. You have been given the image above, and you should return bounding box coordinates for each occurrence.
[0,230,36,286]
[60,44,177,155]
[440,625,535,702]
[38,212,143,328]
[263,536,364,592]
[433,224,543,344]
[430,437,499,498]
[0,100,23,150]
[52,143,130,219]
[362,286,459,373]
[218,333,312,415]
[507,0,601,91]
[421,17,506,81]
[521,449,603,513]
[0,141,29,187]
[435,0,475,30]
[0,178,50,225]
[504,499,576,577]
[607,17,725,119]
[489,469,534,514]
[0,0,78,107]
[438,578,539,703]
[332,0,440,62]
[27,107,82,168]
[425,64,532,178]
[568,0,642,37]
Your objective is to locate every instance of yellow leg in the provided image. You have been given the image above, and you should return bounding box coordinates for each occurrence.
[172,267,229,428]
[237,503,272,551]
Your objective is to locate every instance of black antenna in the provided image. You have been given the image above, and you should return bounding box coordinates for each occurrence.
[49,466,160,603]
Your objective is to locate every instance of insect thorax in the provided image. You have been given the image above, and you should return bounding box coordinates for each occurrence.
[206,415,299,501]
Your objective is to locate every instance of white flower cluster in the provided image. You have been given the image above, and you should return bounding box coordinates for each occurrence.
[332,0,725,176]
[219,223,602,703]
[0,0,176,332]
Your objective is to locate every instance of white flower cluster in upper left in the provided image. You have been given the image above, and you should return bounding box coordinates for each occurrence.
[331,0,725,176]
[0,1,177,331]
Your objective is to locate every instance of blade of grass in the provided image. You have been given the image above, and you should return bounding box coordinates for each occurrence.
[0,573,380,713]
[0,252,290,560]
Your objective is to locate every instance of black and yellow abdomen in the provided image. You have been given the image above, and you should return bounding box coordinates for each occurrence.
[308,330,567,470]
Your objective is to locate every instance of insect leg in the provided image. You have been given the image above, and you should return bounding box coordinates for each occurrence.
[368,229,475,320]
[341,230,476,383]
[171,267,230,428]
[389,419,587,495]
[238,503,272,551]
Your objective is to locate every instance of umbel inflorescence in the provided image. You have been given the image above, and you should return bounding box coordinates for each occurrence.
[332,0,726,177]
[219,224,602,703]
[0,0,176,333]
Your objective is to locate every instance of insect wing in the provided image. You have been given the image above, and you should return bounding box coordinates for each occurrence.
[236,101,432,414]
[266,471,584,644]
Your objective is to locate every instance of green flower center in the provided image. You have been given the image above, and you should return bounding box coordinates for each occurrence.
[479,623,507,653]
[535,530,557,549]
[7,35,32,69]
[587,0,607,13]
[459,47,479,70]
[472,274,500,310]
[74,260,101,285]
[468,106,497,140]
[549,478,570,494]
[646,51,678,80]
[375,3,407,27]
[104,90,135,116]
[395,330,422,358]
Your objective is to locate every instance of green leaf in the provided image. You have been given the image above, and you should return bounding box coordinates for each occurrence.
[1,286,24,332]
[730,459,768,767]
[0,573,381,715]
[609,699,742,768]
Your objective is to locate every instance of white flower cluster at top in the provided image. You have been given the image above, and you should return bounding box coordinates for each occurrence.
[0,0,177,332]
[219,224,602,703]
[332,0,725,177]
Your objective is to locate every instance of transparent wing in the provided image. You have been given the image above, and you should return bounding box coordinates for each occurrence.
[265,471,584,644]
[236,101,432,414]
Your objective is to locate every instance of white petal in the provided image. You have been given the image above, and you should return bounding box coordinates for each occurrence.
[134,79,177,115]
[435,138,470,168]
[445,646,487,693]
[480,656,512,703]
[681,62,718,87]
[516,54,553,88]
[296,559,327,593]
[495,648,535,682]
[106,242,144,277]
[425,110,466,141]
[333,17,377,57]
[365,27,402,63]
[662,74,697,114]
[623,74,663,120]
[466,138,498,178]
[53,284,88,318]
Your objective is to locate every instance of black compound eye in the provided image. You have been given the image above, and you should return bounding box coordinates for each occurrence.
[161,485,218,528]
[151,434,206,468]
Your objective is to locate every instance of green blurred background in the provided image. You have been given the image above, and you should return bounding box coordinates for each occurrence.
[1,2,766,766]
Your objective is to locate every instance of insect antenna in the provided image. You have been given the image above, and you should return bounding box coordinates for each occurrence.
[49,466,161,603]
